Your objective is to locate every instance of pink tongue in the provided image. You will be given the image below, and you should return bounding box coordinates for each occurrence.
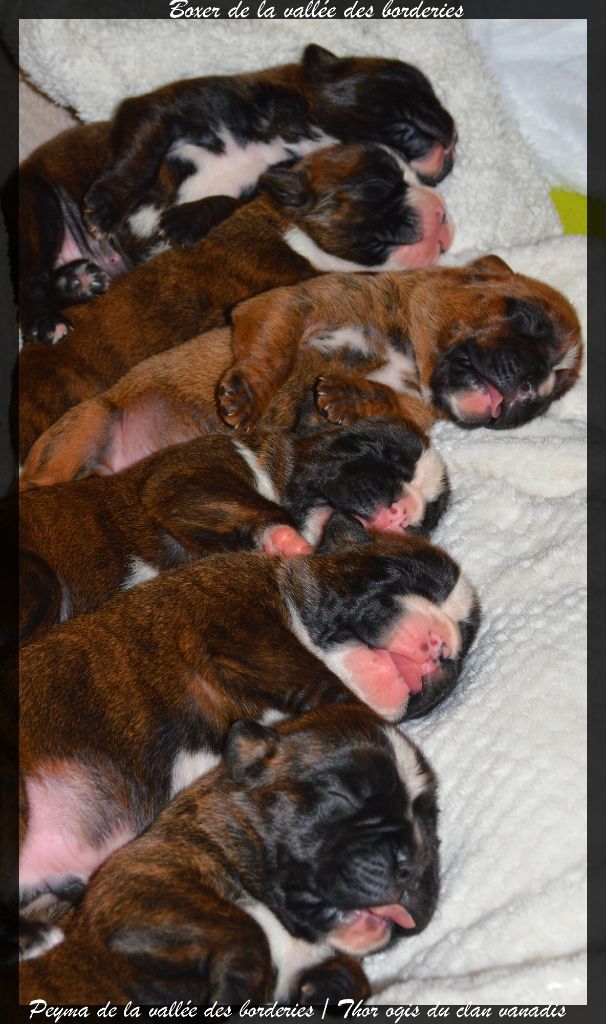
[486,383,503,418]
[371,904,416,929]
[388,652,424,694]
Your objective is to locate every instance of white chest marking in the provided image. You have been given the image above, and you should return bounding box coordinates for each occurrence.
[308,326,372,357]
[233,440,280,504]
[171,131,334,206]
[285,599,371,707]
[386,727,430,804]
[170,749,220,797]
[410,446,447,505]
[121,556,159,591]
[244,899,332,1002]
[284,226,371,273]
[366,346,419,395]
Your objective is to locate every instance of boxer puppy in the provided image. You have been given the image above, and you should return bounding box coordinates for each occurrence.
[19,422,449,643]
[20,705,439,1005]
[19,517,478,919]
[217,255,583,432]
[18,143,453,459]
[20,42,455,345]
[20,256,582,491]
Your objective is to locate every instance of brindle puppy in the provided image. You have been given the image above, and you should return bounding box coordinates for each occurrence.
[20,705,440,1005]
[18,143,452,460]
[19,517,478,921]
[19,421,449,643]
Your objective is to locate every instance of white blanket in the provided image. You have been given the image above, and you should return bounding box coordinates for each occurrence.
[17,19,586,1005]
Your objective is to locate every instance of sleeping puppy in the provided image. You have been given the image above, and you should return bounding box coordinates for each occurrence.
[19,516,478,922]
[20,705,439,1006]
[20,255,582,491]
[18,143,453,460]
[20,42,455,345]
[217,255,583,432]
[19,422,449,643]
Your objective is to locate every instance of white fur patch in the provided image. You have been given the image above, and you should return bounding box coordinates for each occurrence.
[233,440,280,504]
[121,556,159,591]
[366,346,419,395]
[554,343,580,372]
[441,572,477,625]
[171,130,334,206]
[128,204,161,239]
[386,728,431,804]
[170,749,220,797]
[260,709,287,727]
[284,226,370,273]
[285,600,394,717]
[300,506,333,548]
[20,925,64,962]
[410,446,447,505]
[244,899,332,1002]
[308,326,371,357]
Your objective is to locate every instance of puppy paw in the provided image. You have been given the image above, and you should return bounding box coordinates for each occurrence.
[261,525,313,557]
[19,919,64,962]
[22,314,73,346]
[159,206,206,247]
[296,956,370,1006]
[83,183,124,239]
[217,370,257,429]
[53,260,110,305]
[314,377,361,426]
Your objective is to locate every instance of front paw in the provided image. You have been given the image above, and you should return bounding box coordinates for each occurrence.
[314,377,360,427]
[160,206,205,247]
[83,182,125,239]
[22,313,73,346]
[217,370,258,430]
[296,956,370,1006]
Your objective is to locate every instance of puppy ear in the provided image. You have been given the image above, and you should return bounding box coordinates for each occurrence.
[505,298,554,341]
[259,165,310,209]
[465,255,513,280]
[225,720,278,783]
[303,44,339,74]
[316,511,371,554]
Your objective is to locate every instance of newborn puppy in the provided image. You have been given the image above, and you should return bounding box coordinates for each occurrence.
[18,143,452,460]
[20,42,455,346]
[217,255,583,432]
[20,256,582,491]
[20,705,439,1005]
[19,517,478,919]
[19,422,449,643]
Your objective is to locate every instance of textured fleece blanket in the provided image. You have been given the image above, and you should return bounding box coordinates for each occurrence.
[17,19,586,1005]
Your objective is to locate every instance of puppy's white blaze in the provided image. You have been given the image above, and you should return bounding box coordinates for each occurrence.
[285,600,403,723]
[410,445,446,504]
[554,343,580,372]
[20,925,65,962]
[300,506,333,547]
[127,204,161,239]
[284,226,370,273]
[233,440,280,504]
[385,728,430,805]
[243,899,332,1002]
[308,326,371,356]
[441,572,476,625]
[537,370,557,397]
[260,709,287,727]
[170,749,220,797]
[121,556,159,591]
[365,347,419,395]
